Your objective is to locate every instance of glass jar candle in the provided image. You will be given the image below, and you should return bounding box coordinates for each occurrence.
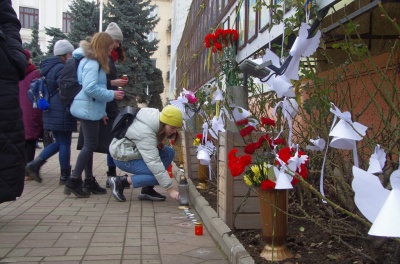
[195,221,203,236]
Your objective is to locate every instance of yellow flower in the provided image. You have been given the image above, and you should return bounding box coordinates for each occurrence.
[244,175,253,186]
[250,164,268,184]
[193,138,201,146]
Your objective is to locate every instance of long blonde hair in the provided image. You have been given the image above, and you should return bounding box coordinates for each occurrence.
[90,32,114,73]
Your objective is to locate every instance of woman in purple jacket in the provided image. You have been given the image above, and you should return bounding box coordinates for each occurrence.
[18,49,42,180]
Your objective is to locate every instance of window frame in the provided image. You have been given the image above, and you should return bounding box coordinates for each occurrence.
[19,7,39,29]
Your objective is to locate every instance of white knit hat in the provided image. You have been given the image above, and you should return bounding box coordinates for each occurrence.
[105,22,123,42]
[53,40,74,56]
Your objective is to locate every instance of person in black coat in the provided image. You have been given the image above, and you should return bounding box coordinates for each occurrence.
[25,40,76,185]
[0,0,28,203]
[104,22,128,186]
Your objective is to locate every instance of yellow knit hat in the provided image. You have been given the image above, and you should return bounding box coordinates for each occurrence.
[160,105,183,128]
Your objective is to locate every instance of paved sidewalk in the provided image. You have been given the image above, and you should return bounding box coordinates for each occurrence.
[0,133,229,264]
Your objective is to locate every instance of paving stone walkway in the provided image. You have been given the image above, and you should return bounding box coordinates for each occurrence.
[0,133,229,264]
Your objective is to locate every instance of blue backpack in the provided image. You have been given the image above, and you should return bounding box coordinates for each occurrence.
[27,77,51,111]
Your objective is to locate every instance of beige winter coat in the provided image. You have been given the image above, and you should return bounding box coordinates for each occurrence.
[109,108,173,190]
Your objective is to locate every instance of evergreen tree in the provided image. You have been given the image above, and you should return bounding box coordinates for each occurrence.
[103,0,160,108]
[23,21,42,68]
[147,93,163,111]
[68,0,99,46]
[43,27,69,58]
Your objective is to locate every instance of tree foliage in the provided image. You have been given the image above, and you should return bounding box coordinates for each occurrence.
[23,21,42,68]
[103,0,160,108]
[67,0,99,46]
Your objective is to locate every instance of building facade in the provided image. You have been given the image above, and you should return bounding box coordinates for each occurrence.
[12,0,74,52]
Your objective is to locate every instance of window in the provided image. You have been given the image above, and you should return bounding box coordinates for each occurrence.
[147,32,158,42]
[62,12,72,33]
[151,59,157,68]
[19,7,39,29]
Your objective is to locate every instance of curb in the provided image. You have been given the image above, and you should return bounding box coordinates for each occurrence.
[173,164,255,264]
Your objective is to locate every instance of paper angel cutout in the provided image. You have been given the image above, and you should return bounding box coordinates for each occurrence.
[275,165,294,189]
[352,166,400,237]
[367,145,386,174]
[284,22,321,81]
[196,141,216,166]
[306,137,326,151]
[247,118,259,128]
[170,89,196,120]
[211,87,224,104]
[329,104,367,150]
[222,105,251,122]
[209,115,225,139]
[197,146,211,165]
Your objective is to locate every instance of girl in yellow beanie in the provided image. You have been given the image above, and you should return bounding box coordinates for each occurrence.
[108,105,183,202]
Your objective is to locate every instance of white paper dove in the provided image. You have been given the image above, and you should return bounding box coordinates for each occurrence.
[271,75,293,98]
[306,137,326,151]
[288,149,308,173]
[284,22,321,81]
[352,166,400,237]
[209,115,225,139]
[273,98,299,147]
[367,145,386,174]
[170,90,196,120]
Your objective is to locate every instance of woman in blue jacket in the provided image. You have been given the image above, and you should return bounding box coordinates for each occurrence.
[65,32,124,198]
[25,40,76,185]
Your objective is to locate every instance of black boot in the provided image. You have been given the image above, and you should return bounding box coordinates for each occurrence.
[110,176,130,202]
[83,177,107,194]
[105,167,116,188]
[64,178,90,198]
[138,186,166,201]
[25,156,46,183]
[59,167,71,185]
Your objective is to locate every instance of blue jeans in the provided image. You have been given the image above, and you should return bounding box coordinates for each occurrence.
[39,131,72,170]
[113,146,175,188]
[107,152,115,167]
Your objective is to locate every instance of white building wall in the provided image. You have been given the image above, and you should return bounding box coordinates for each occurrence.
[150,0,172,106]
[12,0,76,53]
[168,0,191,100]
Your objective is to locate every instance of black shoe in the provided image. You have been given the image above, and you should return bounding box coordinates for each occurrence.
[110,176,129,202]
[83,177,107,194]
[106,169,116,188]
[138,186,166,201]
[25,157,46,183]
[64,179,90,198]
[59,167,71,185]
[106,174,130,189]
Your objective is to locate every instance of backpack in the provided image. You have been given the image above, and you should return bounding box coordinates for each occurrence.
[111,106,141,139]
[27,77,51,111]
[59,57,83,106]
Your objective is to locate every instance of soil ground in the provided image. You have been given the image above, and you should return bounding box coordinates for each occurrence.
[192,179,399,264]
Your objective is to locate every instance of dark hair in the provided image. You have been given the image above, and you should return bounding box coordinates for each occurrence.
[115,43,125,62]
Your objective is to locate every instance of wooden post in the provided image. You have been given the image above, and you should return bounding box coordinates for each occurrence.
[197,160,209,189]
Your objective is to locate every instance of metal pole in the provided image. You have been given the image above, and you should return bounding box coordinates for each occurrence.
[99,0,103,32]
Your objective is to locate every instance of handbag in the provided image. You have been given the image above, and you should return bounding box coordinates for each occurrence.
[111,106,140,139]
[77,119,114,154]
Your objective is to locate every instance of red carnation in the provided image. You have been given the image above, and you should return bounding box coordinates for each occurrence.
[260,179,276,190]
[261,117,276,127]
[240,126,255,137]
[273,138,286,146]
[244,142,260,155]
[235,119,249,126]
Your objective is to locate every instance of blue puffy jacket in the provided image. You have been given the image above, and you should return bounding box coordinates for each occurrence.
[40,56,76,131]
[70,47,114,121]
